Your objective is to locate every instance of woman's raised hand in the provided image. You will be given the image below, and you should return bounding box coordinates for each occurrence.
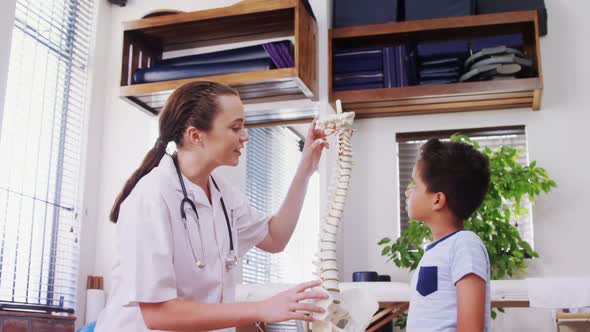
[299,119,329,177]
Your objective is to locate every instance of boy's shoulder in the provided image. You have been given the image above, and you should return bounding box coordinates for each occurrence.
[455,229,485,243]
[449,230,486,250]
[427,230,484,252]
[449,230,489,265]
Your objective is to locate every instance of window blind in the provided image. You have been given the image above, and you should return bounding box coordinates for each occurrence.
[0,0,95,313]
[396,126,533,247]
[243,126,303,284]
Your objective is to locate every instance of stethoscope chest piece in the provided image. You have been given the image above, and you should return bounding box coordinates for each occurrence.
[225,251,238,270]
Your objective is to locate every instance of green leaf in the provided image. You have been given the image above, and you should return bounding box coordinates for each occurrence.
[378,237,391,245]
[381,246,391,256]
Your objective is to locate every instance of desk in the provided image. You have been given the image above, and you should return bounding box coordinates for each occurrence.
[556,313,590,332]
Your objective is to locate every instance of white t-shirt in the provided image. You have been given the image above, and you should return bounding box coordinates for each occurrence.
[407,230,491,332]
[95,154,271,332]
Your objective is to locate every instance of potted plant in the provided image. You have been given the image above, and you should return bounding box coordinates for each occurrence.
[378,134,557,326]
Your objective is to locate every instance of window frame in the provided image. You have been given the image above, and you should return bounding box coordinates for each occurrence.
[0,0,96,314]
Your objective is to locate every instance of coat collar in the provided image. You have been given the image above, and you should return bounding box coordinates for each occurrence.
[158,153,221,207]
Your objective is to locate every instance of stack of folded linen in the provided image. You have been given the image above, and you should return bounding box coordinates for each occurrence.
[527,277,590,309]
[470,33,525,53]
[412,40,470,85]
[332,45,410,91]
[133,40,294,84]
[460,33,533,82]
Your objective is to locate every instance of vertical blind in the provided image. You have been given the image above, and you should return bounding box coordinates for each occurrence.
[396,126,534,247]
[243,126,303,284]
[0,0,94,312]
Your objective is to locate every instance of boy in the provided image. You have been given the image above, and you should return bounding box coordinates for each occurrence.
[405,138,491,332]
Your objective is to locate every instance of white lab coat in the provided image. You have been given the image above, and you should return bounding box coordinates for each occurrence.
[95,154,270,332]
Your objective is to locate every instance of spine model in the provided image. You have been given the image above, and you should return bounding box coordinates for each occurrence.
[312,100,357,332]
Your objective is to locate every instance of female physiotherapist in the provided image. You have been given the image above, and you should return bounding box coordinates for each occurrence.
[94,81,329,332]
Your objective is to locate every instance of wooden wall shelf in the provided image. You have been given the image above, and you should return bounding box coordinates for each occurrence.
[120,0,318,116]
[329,10,544,118]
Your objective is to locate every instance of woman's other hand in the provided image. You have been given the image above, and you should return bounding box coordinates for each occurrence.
[256,280,328,323]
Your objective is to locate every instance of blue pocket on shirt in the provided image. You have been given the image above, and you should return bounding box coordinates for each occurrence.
[417,266,438,296]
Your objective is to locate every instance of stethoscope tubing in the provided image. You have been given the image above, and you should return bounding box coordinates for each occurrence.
[171,153,236,268]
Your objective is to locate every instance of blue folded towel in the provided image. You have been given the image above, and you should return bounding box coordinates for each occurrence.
[420,57,462,68]
[417,40,470,58]
[157,40,293,68]
[134,58,273,84]
[334,47,384,56]
[333,55,384,74]
[420,72,460,80]
[333,71,384,86]
[334,83,385,91]
[262,41,294,68]
[133,41,294,84]
[420,67,460,76]
[419,78,458,85]
[158,45,268,67]
[471,34,524,53]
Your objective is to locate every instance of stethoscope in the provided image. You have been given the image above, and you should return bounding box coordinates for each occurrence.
[172,153,239,270]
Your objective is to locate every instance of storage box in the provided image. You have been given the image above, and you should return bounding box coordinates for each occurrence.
[476,0,547,36]
[333,0,399,27]
[405,0,475,21]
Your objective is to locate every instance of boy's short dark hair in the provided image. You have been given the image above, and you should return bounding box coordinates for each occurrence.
[419,138,490,221]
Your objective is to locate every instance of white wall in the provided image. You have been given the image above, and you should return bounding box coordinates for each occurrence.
[80,0,590,331]
[0,0,17,130]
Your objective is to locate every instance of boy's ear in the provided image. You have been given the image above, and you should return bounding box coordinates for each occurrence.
[432,192,447,211]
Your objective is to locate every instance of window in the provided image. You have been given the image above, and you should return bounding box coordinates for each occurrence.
[0,0,95,313]
[243,126,320,285]
[396,126,533,246]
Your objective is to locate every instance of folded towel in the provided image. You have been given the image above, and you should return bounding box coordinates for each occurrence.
[333,56,384,74]
[158,44,270,67]
[490,279,529,301]
[334,47,384,56]
[333,71,384,86]
[333,83,385,91]
[471,34,524,53]
[419,78,458,85]
[157,41,293,69]
[134,58,273,84]
[417,40,470,58]
[420,57,462,68]
[262,41,294,68]
[527,277,590,308]
[420,67,460,76]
